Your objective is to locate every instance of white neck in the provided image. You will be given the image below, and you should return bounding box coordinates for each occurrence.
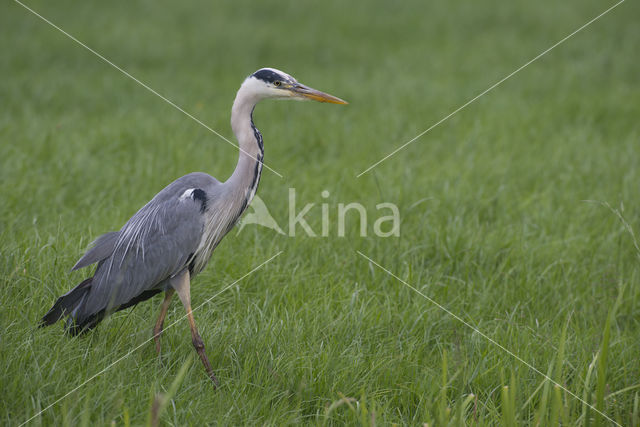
[224,79,265,207]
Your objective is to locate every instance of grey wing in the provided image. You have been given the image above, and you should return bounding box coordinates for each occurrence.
[72,231,120,271]
[77,187,208,319]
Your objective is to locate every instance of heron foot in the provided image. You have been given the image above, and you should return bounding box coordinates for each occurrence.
[192,335,219,387]
[153,328,163,355]
[171,269,219,388]
[153,289,175,356]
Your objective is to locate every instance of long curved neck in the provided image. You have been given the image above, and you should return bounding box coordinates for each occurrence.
[225,83,264,207]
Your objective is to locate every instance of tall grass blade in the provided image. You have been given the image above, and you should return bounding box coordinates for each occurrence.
[632,392,639,427]
[549,385,562,426]
[595,284,624,426]
[149,356,193,427]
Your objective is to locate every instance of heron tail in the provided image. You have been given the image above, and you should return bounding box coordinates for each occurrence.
[40,277,95,332]
[40,276,161,335]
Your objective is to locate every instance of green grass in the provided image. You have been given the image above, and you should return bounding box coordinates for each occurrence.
[1,0,639,425]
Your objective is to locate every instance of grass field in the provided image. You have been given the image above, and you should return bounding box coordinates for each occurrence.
[1,0,639,425]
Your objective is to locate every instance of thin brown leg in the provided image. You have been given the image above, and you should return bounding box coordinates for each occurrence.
[171,269,219,387]
[153,289,175,355]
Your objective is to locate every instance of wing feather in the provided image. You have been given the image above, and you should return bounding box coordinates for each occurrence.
[71,231,120,271]
[76,183,210,321]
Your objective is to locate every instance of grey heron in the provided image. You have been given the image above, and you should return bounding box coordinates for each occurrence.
[40,68,347,386]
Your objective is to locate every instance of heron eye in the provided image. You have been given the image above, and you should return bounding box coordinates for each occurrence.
[274,81,281,87]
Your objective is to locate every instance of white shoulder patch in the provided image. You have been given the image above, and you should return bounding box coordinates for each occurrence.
[179,188,195,201]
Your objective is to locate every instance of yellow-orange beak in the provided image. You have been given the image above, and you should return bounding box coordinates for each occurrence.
[291,83,348,105]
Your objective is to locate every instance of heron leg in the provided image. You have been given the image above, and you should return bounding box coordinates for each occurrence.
[153,289,175,355]
[171,269,219,387]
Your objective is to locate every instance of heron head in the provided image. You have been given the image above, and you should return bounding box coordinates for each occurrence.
[246,68,348,104]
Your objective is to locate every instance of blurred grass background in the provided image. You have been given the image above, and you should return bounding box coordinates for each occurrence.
[1,0,639,424]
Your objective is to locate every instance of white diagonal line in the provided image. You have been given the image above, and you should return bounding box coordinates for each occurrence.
[20,251,283,426]
[356,250,620,427]
[13,0,283,179]
[357,0,625,177]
